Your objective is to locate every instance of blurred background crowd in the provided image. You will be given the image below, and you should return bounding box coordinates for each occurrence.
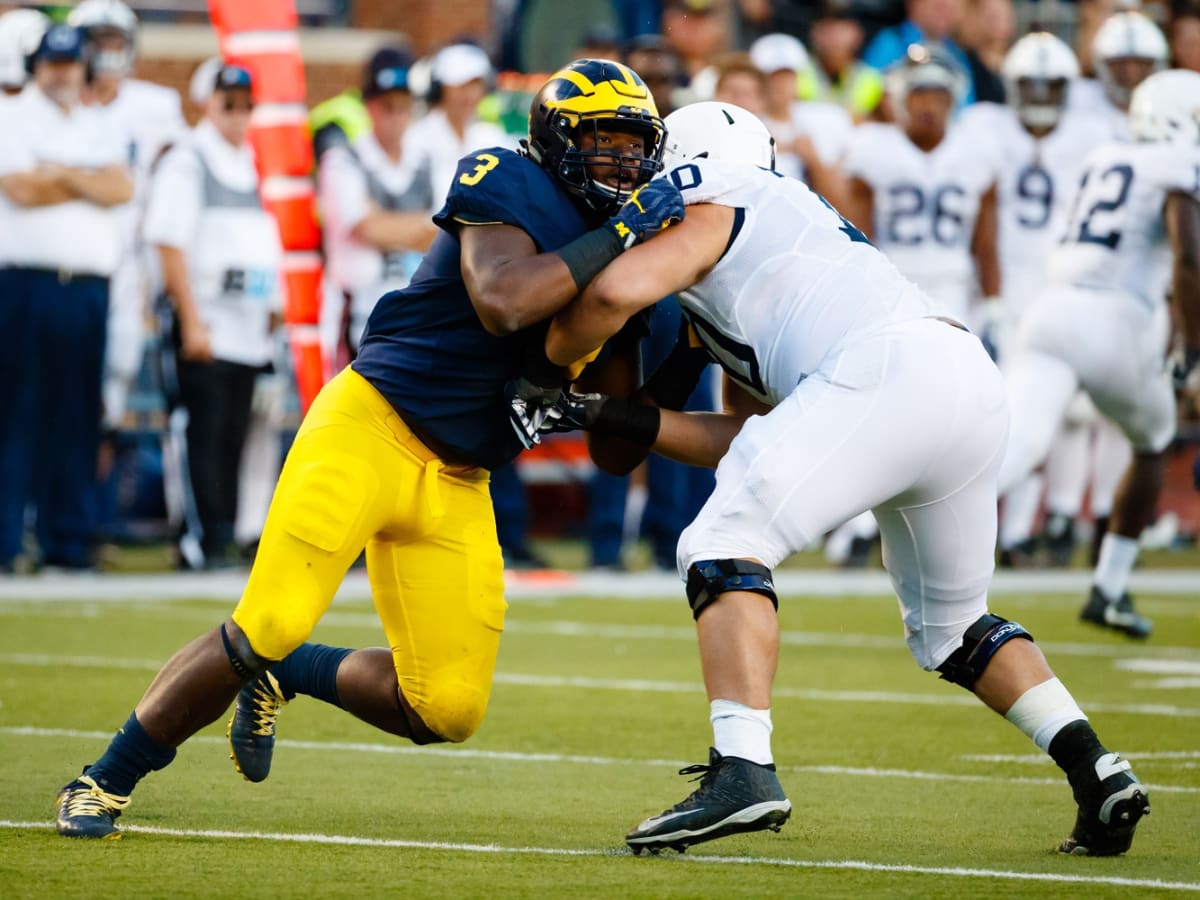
[0,0,1198,575]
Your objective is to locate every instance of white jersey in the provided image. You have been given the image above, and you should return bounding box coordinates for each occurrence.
[842,121,997,320]
[665,158,932,406]
[1048,140,1200,308]
[959,103,1112,314]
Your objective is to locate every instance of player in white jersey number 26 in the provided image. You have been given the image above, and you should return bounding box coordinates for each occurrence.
[507,101,1153,859]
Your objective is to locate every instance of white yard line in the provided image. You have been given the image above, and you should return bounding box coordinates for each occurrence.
[2,568,1199,602]
[4,726,1197,794]
[1,819,1197,891]
[2,652,1196,718]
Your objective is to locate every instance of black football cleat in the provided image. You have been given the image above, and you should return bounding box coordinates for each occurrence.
[55,769,129,839]
[1080,586,1152,639]
[626,748,791,855]
[228,671,288,782]
[1060,751,1150,856]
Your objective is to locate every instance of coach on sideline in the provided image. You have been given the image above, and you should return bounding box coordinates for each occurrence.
[0,23,133,572]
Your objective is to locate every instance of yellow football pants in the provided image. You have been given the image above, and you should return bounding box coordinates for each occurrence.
[232,367,506,742]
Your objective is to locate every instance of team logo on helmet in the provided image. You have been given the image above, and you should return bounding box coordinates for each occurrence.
[525,58,667,217]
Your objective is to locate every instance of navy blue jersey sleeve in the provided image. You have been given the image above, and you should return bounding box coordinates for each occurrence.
[433,148,589,252]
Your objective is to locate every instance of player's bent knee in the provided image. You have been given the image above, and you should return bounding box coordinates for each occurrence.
[408,683,490,744]
[685,559,778,620]
[935,614,1034,691]
[231,606,316,664]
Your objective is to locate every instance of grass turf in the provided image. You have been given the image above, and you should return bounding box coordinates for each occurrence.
[1,586,1197,898]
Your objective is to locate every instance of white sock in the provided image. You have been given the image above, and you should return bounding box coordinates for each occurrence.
[710,699,773,765]
[1004,678,1087,752]
[1093,533,1139,600]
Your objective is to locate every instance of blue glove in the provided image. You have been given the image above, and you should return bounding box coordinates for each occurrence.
[1193,449,1200,492]
[604,179,685,250]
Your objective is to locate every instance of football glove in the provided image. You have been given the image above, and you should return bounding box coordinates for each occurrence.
[604,179,685,250]
[543,391,661,447]
[505,376,563,450]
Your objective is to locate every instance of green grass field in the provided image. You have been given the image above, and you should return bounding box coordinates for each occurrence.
[1,581,1198,898]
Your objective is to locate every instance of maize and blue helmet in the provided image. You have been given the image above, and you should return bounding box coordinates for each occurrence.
[525,58,667,217]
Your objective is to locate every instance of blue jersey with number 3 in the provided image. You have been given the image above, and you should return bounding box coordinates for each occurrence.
[353,148,592,470]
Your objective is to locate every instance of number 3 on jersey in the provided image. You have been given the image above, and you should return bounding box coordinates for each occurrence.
[459,153,500,187]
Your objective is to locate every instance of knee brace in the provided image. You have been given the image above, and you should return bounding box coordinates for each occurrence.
[221,622,274,679]
[685,559,778,620]
[936,614,1034,691]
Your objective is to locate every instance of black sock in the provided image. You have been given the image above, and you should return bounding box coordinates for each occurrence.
[268,642,353,707]
[1048,719,1104,781]
[87,712,177,796]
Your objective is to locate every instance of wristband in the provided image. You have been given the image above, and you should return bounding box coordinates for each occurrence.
[591,397,661,447]
[555,225,625,291]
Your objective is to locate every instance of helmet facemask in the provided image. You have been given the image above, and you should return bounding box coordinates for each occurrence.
[1014,76,1069,131]
[558,112,664,216]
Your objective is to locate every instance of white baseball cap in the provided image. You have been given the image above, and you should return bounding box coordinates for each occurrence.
[749,33,809,74]
[432,43,491,87]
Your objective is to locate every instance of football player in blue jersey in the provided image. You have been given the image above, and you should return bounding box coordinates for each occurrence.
[54,59,686,839]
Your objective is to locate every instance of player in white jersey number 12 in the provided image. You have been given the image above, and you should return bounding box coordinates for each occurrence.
[508,101,1151,858]
[996,69,1200,639]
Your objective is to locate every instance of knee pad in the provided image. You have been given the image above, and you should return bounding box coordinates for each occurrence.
[936,614,1034,691]
[409,683,489,744]
[220,621,275,679]
[685,559,778,621]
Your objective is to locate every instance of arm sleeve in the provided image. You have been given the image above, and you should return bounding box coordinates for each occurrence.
[840,127,876,182]
[142,147,202,249]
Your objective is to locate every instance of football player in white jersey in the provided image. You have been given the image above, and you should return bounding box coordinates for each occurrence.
[843,48,1000,326]
[1035,11,1171,566]
[511,101,1150,858]
[963,33,1113,566]
[68,0,187,434]
[1073,10,1169,142]
[997,69,1200,639]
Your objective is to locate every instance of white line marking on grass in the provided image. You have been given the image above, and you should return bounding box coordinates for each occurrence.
[1117,659,1200,675]
[2,820,1197,892]
[964,750,1200,763]
[6,726,1197,793]
[3,652,1198,718]
[3,568,1200,602]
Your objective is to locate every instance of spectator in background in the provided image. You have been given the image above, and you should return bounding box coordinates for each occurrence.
[0,24,133,572]
[145,64,284,570]
[1169,1,1200,70]
[662,0,731,77]
[862,0,976,104]
[749,32,854,202]
[405,42,515,205]
[957,0,1014,103]
[0,7,48,96]
[799,0,885,122]
[68,0,187,468]
[626,34,685,116]
[573,22,624,62]
[710,51,768,115]
[318,46,437,368]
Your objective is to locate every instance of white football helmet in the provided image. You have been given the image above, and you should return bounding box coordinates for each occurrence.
[0,8,50,91]
[1001,32,1079,131]
[68,0,138,77]
[886,44,970,110]
[663,101,776,170]
[1129,68,1200,146]
[1092,11,1167,110]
